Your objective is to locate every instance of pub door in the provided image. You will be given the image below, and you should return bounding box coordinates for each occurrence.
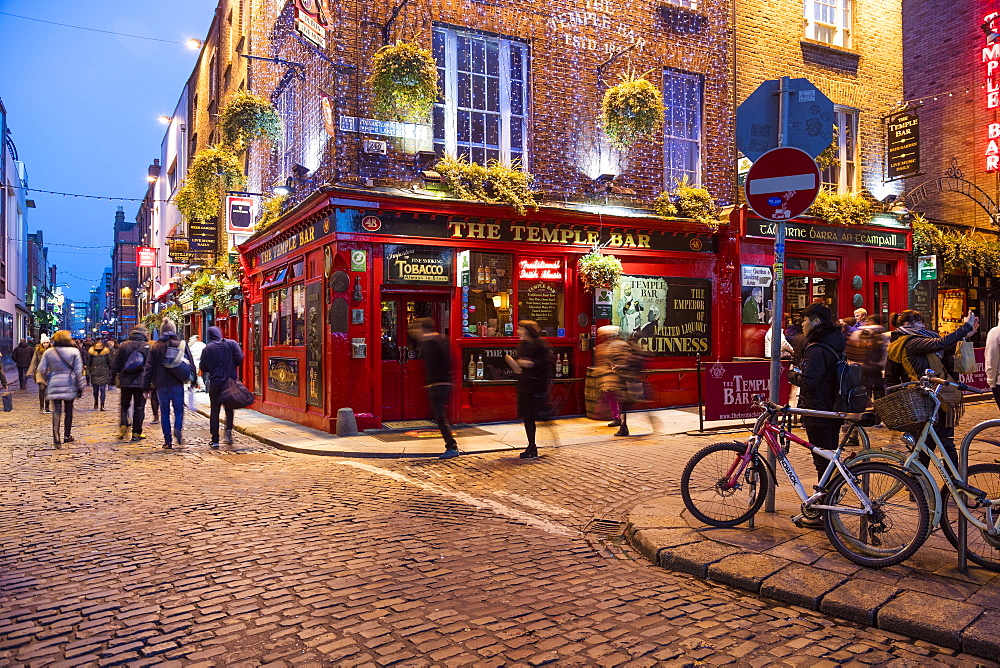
[380,293,451,422]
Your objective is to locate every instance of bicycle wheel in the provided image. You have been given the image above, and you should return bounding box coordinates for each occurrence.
[823,462,930,568]
[940,463,1000,571]
[681,441,770,528]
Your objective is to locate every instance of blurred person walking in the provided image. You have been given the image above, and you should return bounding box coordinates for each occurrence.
[12,339,34,390]
[27,335,52,413]
[407,318,458,459]
[189,334,207,391]
[112,326,151,441]
[38,330,85,446]
[594,326,630,434]
[199,326,244,449]
[142,318,196,449]
[87,340,113,410]
[506,321,554,459]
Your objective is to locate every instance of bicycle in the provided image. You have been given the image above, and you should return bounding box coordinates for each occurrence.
[680,397,930,568]
[865,373,1000,571]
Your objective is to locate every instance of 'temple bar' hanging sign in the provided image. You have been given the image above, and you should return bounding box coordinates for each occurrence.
[886,110,920,180]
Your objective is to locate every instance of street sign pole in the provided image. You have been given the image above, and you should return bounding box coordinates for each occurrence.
[766,76,793,512]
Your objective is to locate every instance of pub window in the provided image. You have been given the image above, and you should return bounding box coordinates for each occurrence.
[804,0,852,48]
[784,256,838,323]
[464,252,513,337]
[663,69,702,187]
[820,107,858,195]
[517,258,565,337]
[276,83,298,178]
[267,284,306,346]
[433,26,529,166]
[873,261,894,275]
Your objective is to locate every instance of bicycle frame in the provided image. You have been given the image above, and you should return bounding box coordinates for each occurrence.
[731,404,875,517]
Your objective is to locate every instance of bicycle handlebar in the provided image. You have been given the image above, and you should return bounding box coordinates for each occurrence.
[884,376,989,395]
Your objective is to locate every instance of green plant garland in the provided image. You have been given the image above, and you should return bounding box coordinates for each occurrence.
[807,189,872,226]
[599,73,665,150]
[912,214,1000,275]
[653,177,721,231]
[218,90,282,151]
[366,41,440,121]
[255,193,289,231]
[174,146,247,223]
[577,251,622,292]
[434,156,539,216]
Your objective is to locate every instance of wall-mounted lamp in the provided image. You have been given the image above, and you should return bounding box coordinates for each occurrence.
[421,170,444,183]
[881,194,909,215]
[983,22,1000,45]
[592,173,635,196]
[158,115,172,125]
[186,38,204,50]
[415,150,438,167]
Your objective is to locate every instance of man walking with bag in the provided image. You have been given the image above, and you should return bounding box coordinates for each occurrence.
[112,326,151,441]
[12,339,34,390]
[142,318,196,449]
[199,326,245,449]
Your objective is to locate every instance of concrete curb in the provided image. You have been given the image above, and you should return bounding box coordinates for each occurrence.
[624,506,1000,662]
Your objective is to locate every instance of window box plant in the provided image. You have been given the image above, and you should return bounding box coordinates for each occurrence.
[653,176,721,231]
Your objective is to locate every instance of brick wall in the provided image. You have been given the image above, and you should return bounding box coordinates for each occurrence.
[902,0,997,229]
[737,0,903,198]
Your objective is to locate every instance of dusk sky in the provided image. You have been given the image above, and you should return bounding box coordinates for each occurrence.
[0,1,216,303]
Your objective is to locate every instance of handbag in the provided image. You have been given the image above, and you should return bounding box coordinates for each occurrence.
[218,339,253,409]
[1,391,12,412]
[954,340,977,375]
[163,340,195,383]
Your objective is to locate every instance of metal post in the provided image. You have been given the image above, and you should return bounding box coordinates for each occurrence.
[697,354,704,432]
[766,76,793,513]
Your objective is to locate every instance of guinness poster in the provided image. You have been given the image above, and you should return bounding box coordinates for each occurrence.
[268,357,300,395]
[612,276,711,356]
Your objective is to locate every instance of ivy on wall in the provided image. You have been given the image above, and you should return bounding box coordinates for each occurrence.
[911,214,1000,275]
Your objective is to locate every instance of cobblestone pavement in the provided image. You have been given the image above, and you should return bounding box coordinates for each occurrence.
[1,386,996,667]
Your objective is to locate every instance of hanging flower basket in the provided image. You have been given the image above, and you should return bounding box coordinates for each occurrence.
[218,90,282,151]
[174,146,246,223]
[366,41,440,121]
[577,251,622,292]
[599,72,665,150]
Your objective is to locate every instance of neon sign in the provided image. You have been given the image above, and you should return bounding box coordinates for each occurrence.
[518,259,562,280]
[984,12,1000,171]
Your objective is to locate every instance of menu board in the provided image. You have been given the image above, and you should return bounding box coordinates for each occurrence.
[518,281,562,333]
[461,346,574,384]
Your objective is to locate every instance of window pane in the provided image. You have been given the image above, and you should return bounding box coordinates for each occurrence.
[510,117,523,149]
[472,75,485,110]
[663,70,701,187]
[293,284,306,346]
[486,41,499,77]
[511,83,523,115]
[458,111,470,142]
[465,252,514,337]
[486,114,500,146]
[815,259,839,273]
[510,47,522,80]
[457,36,470,71]
[874,261,893,276]
[471,112,484,143]
[787,258,810,271]
[458,72,471,108]
[381,300,399,361]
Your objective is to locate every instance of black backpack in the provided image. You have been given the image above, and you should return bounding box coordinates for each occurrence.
[122,344,148,373]
[814,341,868,413]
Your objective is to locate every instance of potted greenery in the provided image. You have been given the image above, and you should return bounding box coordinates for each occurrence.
[577,251,623,292]
[174,146,246,223]
[433,156,540,216]
[653,176,721,231]
[807,189,872,226]
[366,41,440,121]
[599,72,665,150]
[218,90,282,151]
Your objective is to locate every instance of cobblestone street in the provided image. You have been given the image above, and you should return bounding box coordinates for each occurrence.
[1,385,996,666]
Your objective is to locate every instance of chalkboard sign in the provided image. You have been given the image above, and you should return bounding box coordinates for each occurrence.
[518,280,563,336]
[461,346,574,384]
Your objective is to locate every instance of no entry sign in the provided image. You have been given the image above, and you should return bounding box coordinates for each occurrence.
[744,147,821,221]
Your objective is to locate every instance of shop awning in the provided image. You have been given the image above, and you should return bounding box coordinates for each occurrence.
[261,265,289,289]
[154,283,178,302]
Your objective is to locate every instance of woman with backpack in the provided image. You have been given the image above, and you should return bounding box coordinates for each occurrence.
[141,318,196,449]
[87,340,113,410]
[37,330,85,446]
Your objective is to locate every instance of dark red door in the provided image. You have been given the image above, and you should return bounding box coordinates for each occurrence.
[380,293,450,422]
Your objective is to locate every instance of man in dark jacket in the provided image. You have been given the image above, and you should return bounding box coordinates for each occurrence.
[787,303,844,519]
[12,339,34,389]
[199,326,245,449]
[141,318,196,449]
[407,318,458,459]
[112,326,150,441]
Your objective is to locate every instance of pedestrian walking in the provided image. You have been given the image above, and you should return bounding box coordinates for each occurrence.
[27,335,52,413]
[787,303,845,522]
[847,314,887,401]
[406,318,457,459]
[112,326,151,441]
[141,318,196,449]
[12,339,34,390]
[37,330,85,446]
[886,309,978,467]
[594,326,631,436]
[87,340,113,410]
[198,326,244,449]
[188,335,207,391]
[506,320,554,459]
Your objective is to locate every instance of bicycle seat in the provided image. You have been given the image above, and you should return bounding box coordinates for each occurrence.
[843,411,879,426]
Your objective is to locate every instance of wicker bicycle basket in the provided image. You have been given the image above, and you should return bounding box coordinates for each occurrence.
[872,387,935,432]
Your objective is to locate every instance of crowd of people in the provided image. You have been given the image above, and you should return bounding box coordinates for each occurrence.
[0,319,244,449]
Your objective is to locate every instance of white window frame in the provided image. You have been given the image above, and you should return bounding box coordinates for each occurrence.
[662,69,703,187]
[821,106,858,194]
[433,26,529,166]
[804,0,852,48]
[276,84,298,178]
